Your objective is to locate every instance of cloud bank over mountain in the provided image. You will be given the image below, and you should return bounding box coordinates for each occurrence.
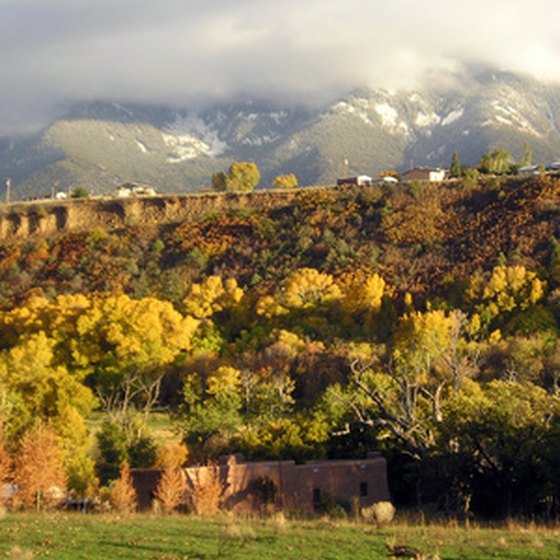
[2,0,560,131]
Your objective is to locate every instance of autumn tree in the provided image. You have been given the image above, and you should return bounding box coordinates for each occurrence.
[76,295,199,443]
[155,443,188,469]
[466,265,545,332]
[154,463,186,514]
[273,174,298,189]
[278,268,341,310]
[0,430,11,504]
[13,424,67,511]
[343,310,469,460]
[110,462,137,514]
[183,276,244,320]
[185,465,223,515]
[0,331,95,439]
[340,271,388,331]
[212,162,260,192]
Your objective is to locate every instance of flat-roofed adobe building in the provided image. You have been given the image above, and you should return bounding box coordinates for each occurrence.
[132,452,391,513]
[402,167,447,183]
[336,175,373,187]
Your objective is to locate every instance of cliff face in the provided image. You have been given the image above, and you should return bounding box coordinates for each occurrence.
[0,190,301,240]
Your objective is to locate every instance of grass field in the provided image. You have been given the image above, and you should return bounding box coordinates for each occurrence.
[1,513,559,560]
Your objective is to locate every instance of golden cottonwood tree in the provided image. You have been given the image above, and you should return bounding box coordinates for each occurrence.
[0,332,95,438]
[466,265,545,331]
[75,295,199,440]
[183,276,243,319]
[279,268,341,310]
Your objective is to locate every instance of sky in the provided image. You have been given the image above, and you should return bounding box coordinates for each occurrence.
[2,0,560,132]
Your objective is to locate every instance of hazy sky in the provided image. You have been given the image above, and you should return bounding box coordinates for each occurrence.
[2,0,560,132]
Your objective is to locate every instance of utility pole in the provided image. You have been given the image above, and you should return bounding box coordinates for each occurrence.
[5,177,11,205]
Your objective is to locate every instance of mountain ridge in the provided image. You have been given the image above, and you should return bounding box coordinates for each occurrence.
[2,71,560,198]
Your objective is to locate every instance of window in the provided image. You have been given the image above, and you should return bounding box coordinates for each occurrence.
[360,482,368,497]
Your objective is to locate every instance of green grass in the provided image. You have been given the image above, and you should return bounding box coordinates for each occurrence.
[85,411,180,446]
[1,513,559,559]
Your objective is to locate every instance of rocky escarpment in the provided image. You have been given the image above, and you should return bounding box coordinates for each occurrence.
[0,189,304,240]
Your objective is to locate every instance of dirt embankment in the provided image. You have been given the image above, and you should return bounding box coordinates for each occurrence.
[0,190,302,240]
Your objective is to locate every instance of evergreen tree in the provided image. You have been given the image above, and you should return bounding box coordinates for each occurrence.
[520,142,533,167]
[450,151,463,178]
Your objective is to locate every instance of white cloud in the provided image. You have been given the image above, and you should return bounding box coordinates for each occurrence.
[1,0,560,131]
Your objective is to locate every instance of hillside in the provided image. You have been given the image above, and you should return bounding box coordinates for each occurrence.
[0,174,558,308]
[0,174,559,518]
[3,71,560,198]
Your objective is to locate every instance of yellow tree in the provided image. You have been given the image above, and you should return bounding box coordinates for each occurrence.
[183,276,244,320]
[466,265,545,331]
[0,332,95,438]
[340,271,389,328]
[272,174,298,189]
[212,162,260,192]
[75,295,199,441]
[226,162,260,192]
[278,268,341,310]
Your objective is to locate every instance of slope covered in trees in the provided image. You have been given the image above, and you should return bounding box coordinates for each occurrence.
[0,175,559,517]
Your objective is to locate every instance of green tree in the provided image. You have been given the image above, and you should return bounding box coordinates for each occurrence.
[71,187,89,199]
[449,151,463,178]
[440,380,560,516]
[478,148,512,175]
[520,142,533,167]
[211,172,227,192]
[343,311,472,460]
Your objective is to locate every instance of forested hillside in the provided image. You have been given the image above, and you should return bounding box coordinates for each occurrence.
[0,175,559,517]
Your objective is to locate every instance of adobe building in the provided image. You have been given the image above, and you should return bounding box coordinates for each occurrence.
[402,167,447,183]
[132,452,391,513]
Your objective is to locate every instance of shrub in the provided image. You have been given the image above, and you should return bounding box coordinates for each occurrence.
[361,501,396,525]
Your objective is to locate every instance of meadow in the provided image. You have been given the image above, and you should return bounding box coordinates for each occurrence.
[1,513,559,560]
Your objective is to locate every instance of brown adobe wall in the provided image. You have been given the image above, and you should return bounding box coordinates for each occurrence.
[132,454,391,514]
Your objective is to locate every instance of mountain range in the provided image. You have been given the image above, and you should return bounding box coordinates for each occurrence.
[2,70,560,198]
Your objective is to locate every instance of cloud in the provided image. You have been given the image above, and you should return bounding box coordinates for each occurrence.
[1,0,560,132]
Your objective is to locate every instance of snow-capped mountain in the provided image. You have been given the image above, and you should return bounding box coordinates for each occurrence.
[3,71,560,197]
